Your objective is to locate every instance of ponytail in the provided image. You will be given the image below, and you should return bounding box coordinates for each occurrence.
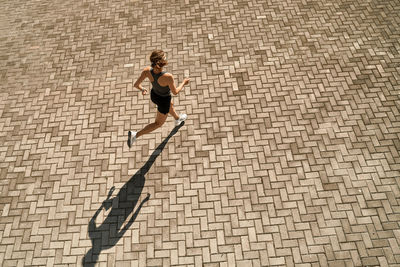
[150,50,167,69]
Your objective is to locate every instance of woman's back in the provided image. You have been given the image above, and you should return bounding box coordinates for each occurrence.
[150,68,170,96]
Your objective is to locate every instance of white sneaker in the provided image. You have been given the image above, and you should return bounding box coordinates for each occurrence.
[127,131,137,148]
[175,114,187,126]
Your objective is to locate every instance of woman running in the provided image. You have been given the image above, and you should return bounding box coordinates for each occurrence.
[127,50,190,147]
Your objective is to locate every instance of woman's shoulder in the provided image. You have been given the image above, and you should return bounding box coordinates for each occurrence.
[162,72,173,79]
[142,66,152,78]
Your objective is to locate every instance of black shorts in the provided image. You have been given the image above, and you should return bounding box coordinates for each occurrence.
[151,90,171,114]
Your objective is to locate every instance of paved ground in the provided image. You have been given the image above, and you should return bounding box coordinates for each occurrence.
[1,0,400,266]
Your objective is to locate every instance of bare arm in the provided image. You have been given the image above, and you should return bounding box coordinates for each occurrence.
[134,68,150,95]
[167,75,190,96]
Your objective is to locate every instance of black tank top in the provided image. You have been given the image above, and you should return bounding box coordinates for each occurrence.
[151,68,170,97]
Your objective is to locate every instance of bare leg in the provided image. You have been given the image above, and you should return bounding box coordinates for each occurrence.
[136,111,167,138]
[169,101,179,120]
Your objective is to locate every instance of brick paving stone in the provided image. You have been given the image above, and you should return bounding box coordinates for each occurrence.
[1,0,400,265]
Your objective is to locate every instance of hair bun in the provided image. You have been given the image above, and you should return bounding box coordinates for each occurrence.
[150,50,167,68]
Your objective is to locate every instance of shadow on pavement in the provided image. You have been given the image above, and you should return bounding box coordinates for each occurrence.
[82,123,184,266]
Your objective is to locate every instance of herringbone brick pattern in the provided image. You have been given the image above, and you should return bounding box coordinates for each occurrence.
[1,0,399,265]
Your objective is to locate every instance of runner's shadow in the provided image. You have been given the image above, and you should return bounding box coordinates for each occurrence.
[82,123,184,266]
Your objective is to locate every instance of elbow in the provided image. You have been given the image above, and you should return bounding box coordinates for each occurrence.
[134,80,142,89]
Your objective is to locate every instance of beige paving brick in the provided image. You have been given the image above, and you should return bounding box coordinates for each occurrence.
[1,0,400,266]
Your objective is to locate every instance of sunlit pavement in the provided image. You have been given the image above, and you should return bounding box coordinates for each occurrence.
[1,0,399,266]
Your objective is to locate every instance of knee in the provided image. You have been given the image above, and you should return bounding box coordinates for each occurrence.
[154,120,165,128]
